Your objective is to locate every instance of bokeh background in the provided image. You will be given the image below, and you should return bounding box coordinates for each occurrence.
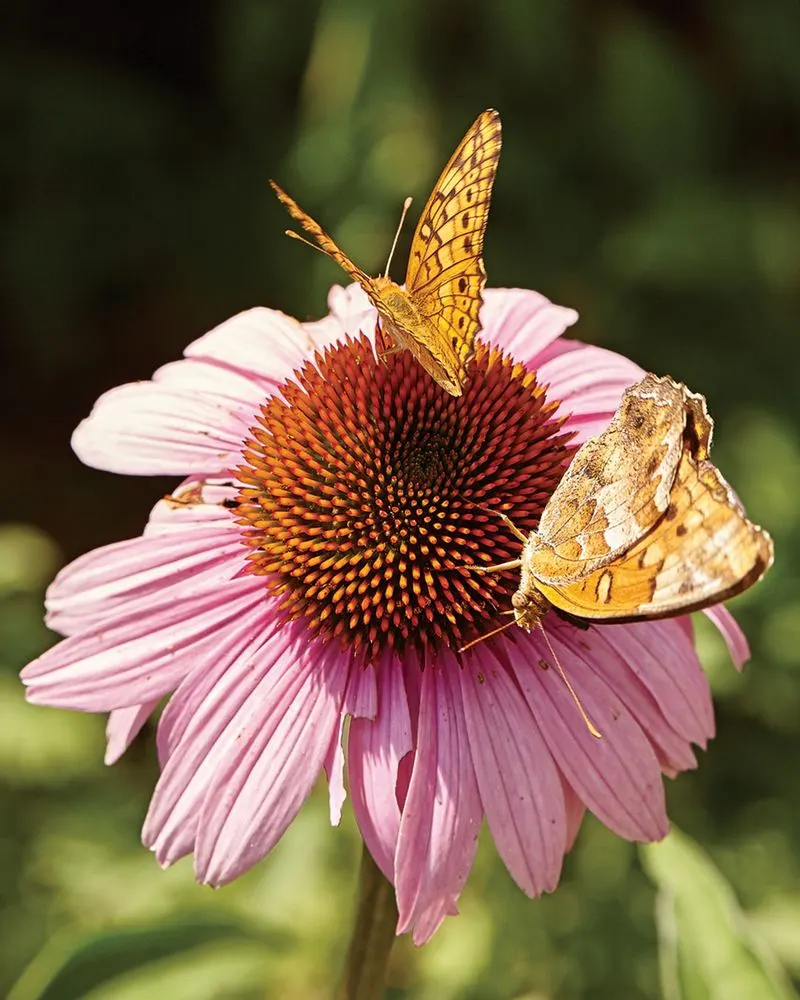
[2,1,799,997]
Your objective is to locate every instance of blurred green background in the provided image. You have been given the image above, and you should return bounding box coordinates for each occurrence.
[2,1,799,997]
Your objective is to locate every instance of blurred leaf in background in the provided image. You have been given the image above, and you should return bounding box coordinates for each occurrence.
[2,0,799,996]
[642,828,798,1000]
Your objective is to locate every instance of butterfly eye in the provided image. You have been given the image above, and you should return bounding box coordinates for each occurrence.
[511,591,529,610]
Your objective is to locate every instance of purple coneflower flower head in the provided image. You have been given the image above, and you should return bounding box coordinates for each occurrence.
[22,285,748,944]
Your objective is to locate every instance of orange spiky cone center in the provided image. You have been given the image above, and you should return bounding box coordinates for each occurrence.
[236,336,575,657]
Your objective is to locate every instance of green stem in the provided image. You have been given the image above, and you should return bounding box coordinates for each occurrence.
[336,844,399,1000]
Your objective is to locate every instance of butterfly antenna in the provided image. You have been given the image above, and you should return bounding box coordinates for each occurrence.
[284,229,332,257]
[383,197,413,278]
[538,626,603,739]
[459,617,516,653]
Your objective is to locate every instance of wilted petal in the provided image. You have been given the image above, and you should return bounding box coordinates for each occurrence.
[596,620,714,747]
[559,627,700,773]
[324,663,378,826]
[562,777,586,852]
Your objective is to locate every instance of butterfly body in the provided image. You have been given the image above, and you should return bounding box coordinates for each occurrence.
[474,373,773,631]
[369,277,463,394]
[271,109,502,396]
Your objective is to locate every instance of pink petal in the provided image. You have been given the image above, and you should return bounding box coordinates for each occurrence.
[561,412,628,447]
[460,647,566,896]
[71,379,253,477]
[590,621,714,748]
[143,480,238,537]
[704,605,750,670]
[105,701,159,764]
[481,288,579,362]
[395,654,482,944]
[144,610,290,864]
[184,307,311,385]
[194,635,351,884]
[508,625,669,842]
[539,346,643,418]
[154,356,270,409]
[324,283,376,338]
[349,650,413,881]
[24,578,264,711]
[561,777,586,852]
[558,627,700,773]
[45,513,241,637]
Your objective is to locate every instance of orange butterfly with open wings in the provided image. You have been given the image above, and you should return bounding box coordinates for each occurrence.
[469,373,773,631]
[270,110,502,396]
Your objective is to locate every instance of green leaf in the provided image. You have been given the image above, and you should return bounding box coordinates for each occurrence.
[7,917,289,1000]
[641,828,798,1000]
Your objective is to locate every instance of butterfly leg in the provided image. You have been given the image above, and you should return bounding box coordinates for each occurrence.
[463,558,522,574]
[377,344,403,362]
[477,505,529,543]
[374,320,402,364]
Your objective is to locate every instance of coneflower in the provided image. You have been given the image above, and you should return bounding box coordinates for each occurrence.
[22,284,748,943]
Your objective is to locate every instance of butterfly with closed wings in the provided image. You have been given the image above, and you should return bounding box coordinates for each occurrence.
[467,373,773,634]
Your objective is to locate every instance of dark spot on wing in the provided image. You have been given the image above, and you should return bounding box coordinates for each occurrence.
[458,277,467,292]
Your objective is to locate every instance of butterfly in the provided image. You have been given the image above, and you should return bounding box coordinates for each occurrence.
[469,373,774,632]
[270,109,502,396]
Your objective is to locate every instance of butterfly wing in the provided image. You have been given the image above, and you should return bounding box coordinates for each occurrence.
[403,109,502,389]
[532,447,773,621]
[270,180,380,298]
[532,374,712,582]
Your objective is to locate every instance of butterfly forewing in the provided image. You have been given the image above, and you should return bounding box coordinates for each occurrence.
[405,109,502,387]
[532,374,711,583]
[534,446,774,622]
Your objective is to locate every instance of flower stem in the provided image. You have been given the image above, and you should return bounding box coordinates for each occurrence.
[336,844,398,1000]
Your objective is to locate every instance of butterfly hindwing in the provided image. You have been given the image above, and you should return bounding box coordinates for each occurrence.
[532,374,712,583]
[533,446,773,622]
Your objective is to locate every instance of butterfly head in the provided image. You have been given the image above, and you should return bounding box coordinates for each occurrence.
[510,581,549,631]
[509,535,550,630]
